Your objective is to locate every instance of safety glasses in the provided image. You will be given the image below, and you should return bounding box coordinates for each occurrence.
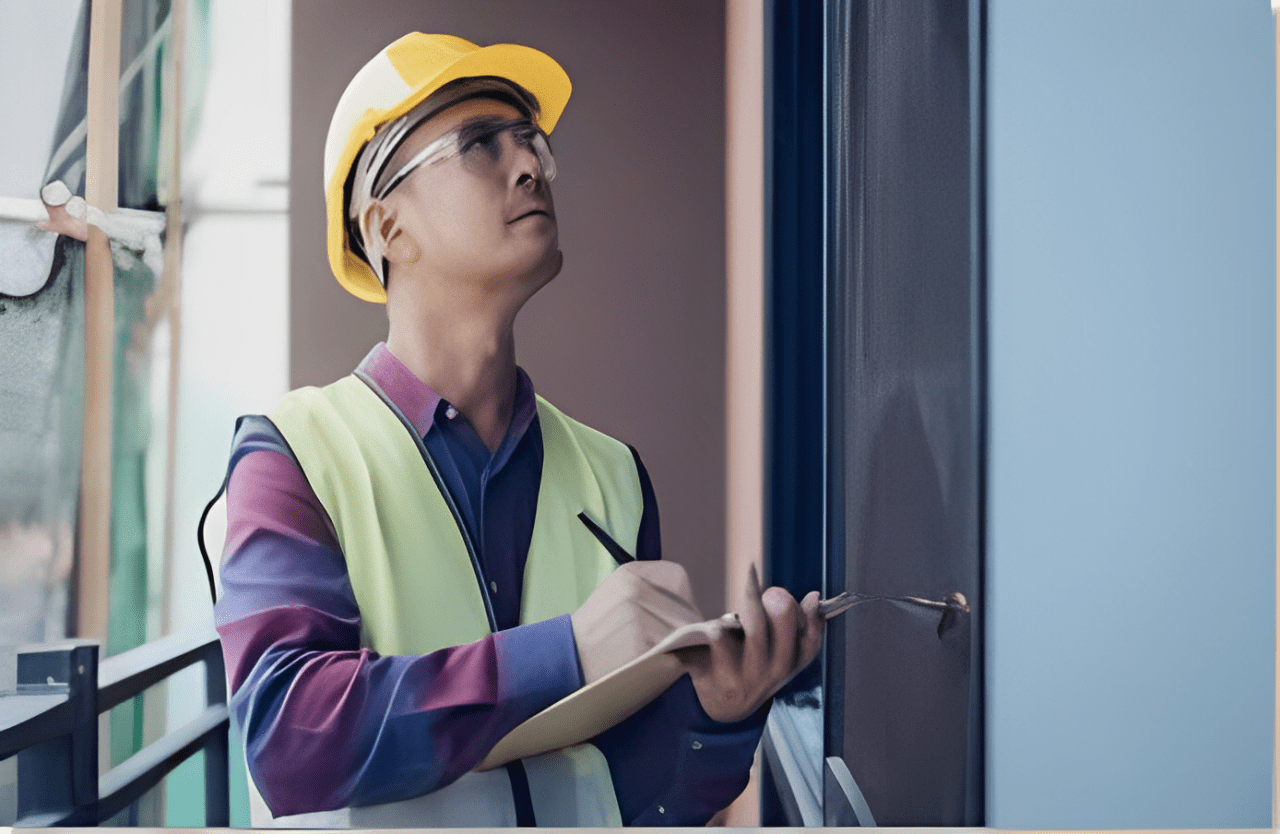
[375,116,557,200]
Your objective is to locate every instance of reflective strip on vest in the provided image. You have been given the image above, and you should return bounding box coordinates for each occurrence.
[258,374,640,827]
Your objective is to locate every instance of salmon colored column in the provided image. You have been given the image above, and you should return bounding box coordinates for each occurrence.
[723,0,766,826]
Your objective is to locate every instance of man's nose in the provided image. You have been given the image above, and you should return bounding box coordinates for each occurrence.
[506,135,544,189]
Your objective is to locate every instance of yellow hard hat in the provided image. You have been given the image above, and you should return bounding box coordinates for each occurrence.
[324,33,572,303]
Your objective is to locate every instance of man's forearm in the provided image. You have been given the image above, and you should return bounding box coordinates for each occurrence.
[223,612,580,815]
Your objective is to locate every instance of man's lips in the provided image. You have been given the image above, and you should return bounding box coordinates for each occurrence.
[509,208,552,223]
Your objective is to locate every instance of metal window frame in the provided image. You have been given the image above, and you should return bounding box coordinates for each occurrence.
[762,0,987,826]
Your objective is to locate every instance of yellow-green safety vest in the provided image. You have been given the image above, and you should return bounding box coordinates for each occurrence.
[248,372,642,828]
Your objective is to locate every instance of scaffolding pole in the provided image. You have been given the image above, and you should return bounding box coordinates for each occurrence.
[76,0,123,642]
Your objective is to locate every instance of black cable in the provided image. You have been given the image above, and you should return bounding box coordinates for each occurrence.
[197,485,224,606]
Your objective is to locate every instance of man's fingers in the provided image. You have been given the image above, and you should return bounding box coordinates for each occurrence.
[797,590,824,669]
[624,560,704,624]
[681,622,751,723]
[682,584,829,724]
[625,559,694,598]
[738,563,769,678]
[573,559,705,685]
[761,587,799,682]
[637,576,705,625]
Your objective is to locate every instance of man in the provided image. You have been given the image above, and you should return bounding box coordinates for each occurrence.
[213,33,821,827]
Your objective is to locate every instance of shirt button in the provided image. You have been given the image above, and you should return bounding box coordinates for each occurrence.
[490,581,498,593]
[691,741,702,750]
[657,806,665,815]
[445,405,458,420]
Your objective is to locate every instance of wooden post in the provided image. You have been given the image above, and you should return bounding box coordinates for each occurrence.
[159,0,187,637]
[77,0,123,641]
[144,1,189,823]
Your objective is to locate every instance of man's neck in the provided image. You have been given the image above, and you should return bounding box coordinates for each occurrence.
[386,313,518,455]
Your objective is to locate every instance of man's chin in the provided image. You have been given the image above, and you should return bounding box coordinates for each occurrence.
[547,249,564,281]
[528,248,564,291]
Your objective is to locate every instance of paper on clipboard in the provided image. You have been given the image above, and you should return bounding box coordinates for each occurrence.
[476,613,738,771]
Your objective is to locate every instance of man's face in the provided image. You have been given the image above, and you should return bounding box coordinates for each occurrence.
[378,97,562,302]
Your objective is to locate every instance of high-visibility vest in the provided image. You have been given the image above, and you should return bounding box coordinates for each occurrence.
[250,371,642,827]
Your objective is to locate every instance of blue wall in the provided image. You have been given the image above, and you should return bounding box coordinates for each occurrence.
[987,0,1275,827]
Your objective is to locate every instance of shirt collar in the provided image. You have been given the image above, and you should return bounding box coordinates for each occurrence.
[357,342,539,449]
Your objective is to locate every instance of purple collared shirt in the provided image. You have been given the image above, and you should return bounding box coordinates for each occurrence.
[214,343,764,824]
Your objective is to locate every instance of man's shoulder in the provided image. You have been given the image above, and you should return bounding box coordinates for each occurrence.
[270,375,366,418]
[226,376,363,473]
[266,375,398,449]
[226,413,298,474]
[534,396,630,455]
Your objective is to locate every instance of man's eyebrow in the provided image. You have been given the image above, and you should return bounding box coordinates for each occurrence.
[458,113,521,126]
[453,114,531,136]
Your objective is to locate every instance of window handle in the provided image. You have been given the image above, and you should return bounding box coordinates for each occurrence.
[723,590,969,638]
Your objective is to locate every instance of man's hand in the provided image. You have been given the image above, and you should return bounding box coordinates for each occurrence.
[679,565,823,723]
[570,560,705,685]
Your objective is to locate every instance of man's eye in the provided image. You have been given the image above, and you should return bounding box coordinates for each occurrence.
[460,130,503,157]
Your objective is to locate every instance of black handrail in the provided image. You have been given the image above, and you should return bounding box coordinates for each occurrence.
[0,627,229,826]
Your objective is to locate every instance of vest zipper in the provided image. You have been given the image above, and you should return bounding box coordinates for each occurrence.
[355,370,499,632]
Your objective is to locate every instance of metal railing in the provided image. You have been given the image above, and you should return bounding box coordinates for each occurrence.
[0,627,228,826]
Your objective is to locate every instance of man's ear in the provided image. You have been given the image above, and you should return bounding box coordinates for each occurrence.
[361,201,420,266]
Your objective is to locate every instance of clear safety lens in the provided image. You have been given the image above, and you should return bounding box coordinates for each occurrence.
[376,117,556,199]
